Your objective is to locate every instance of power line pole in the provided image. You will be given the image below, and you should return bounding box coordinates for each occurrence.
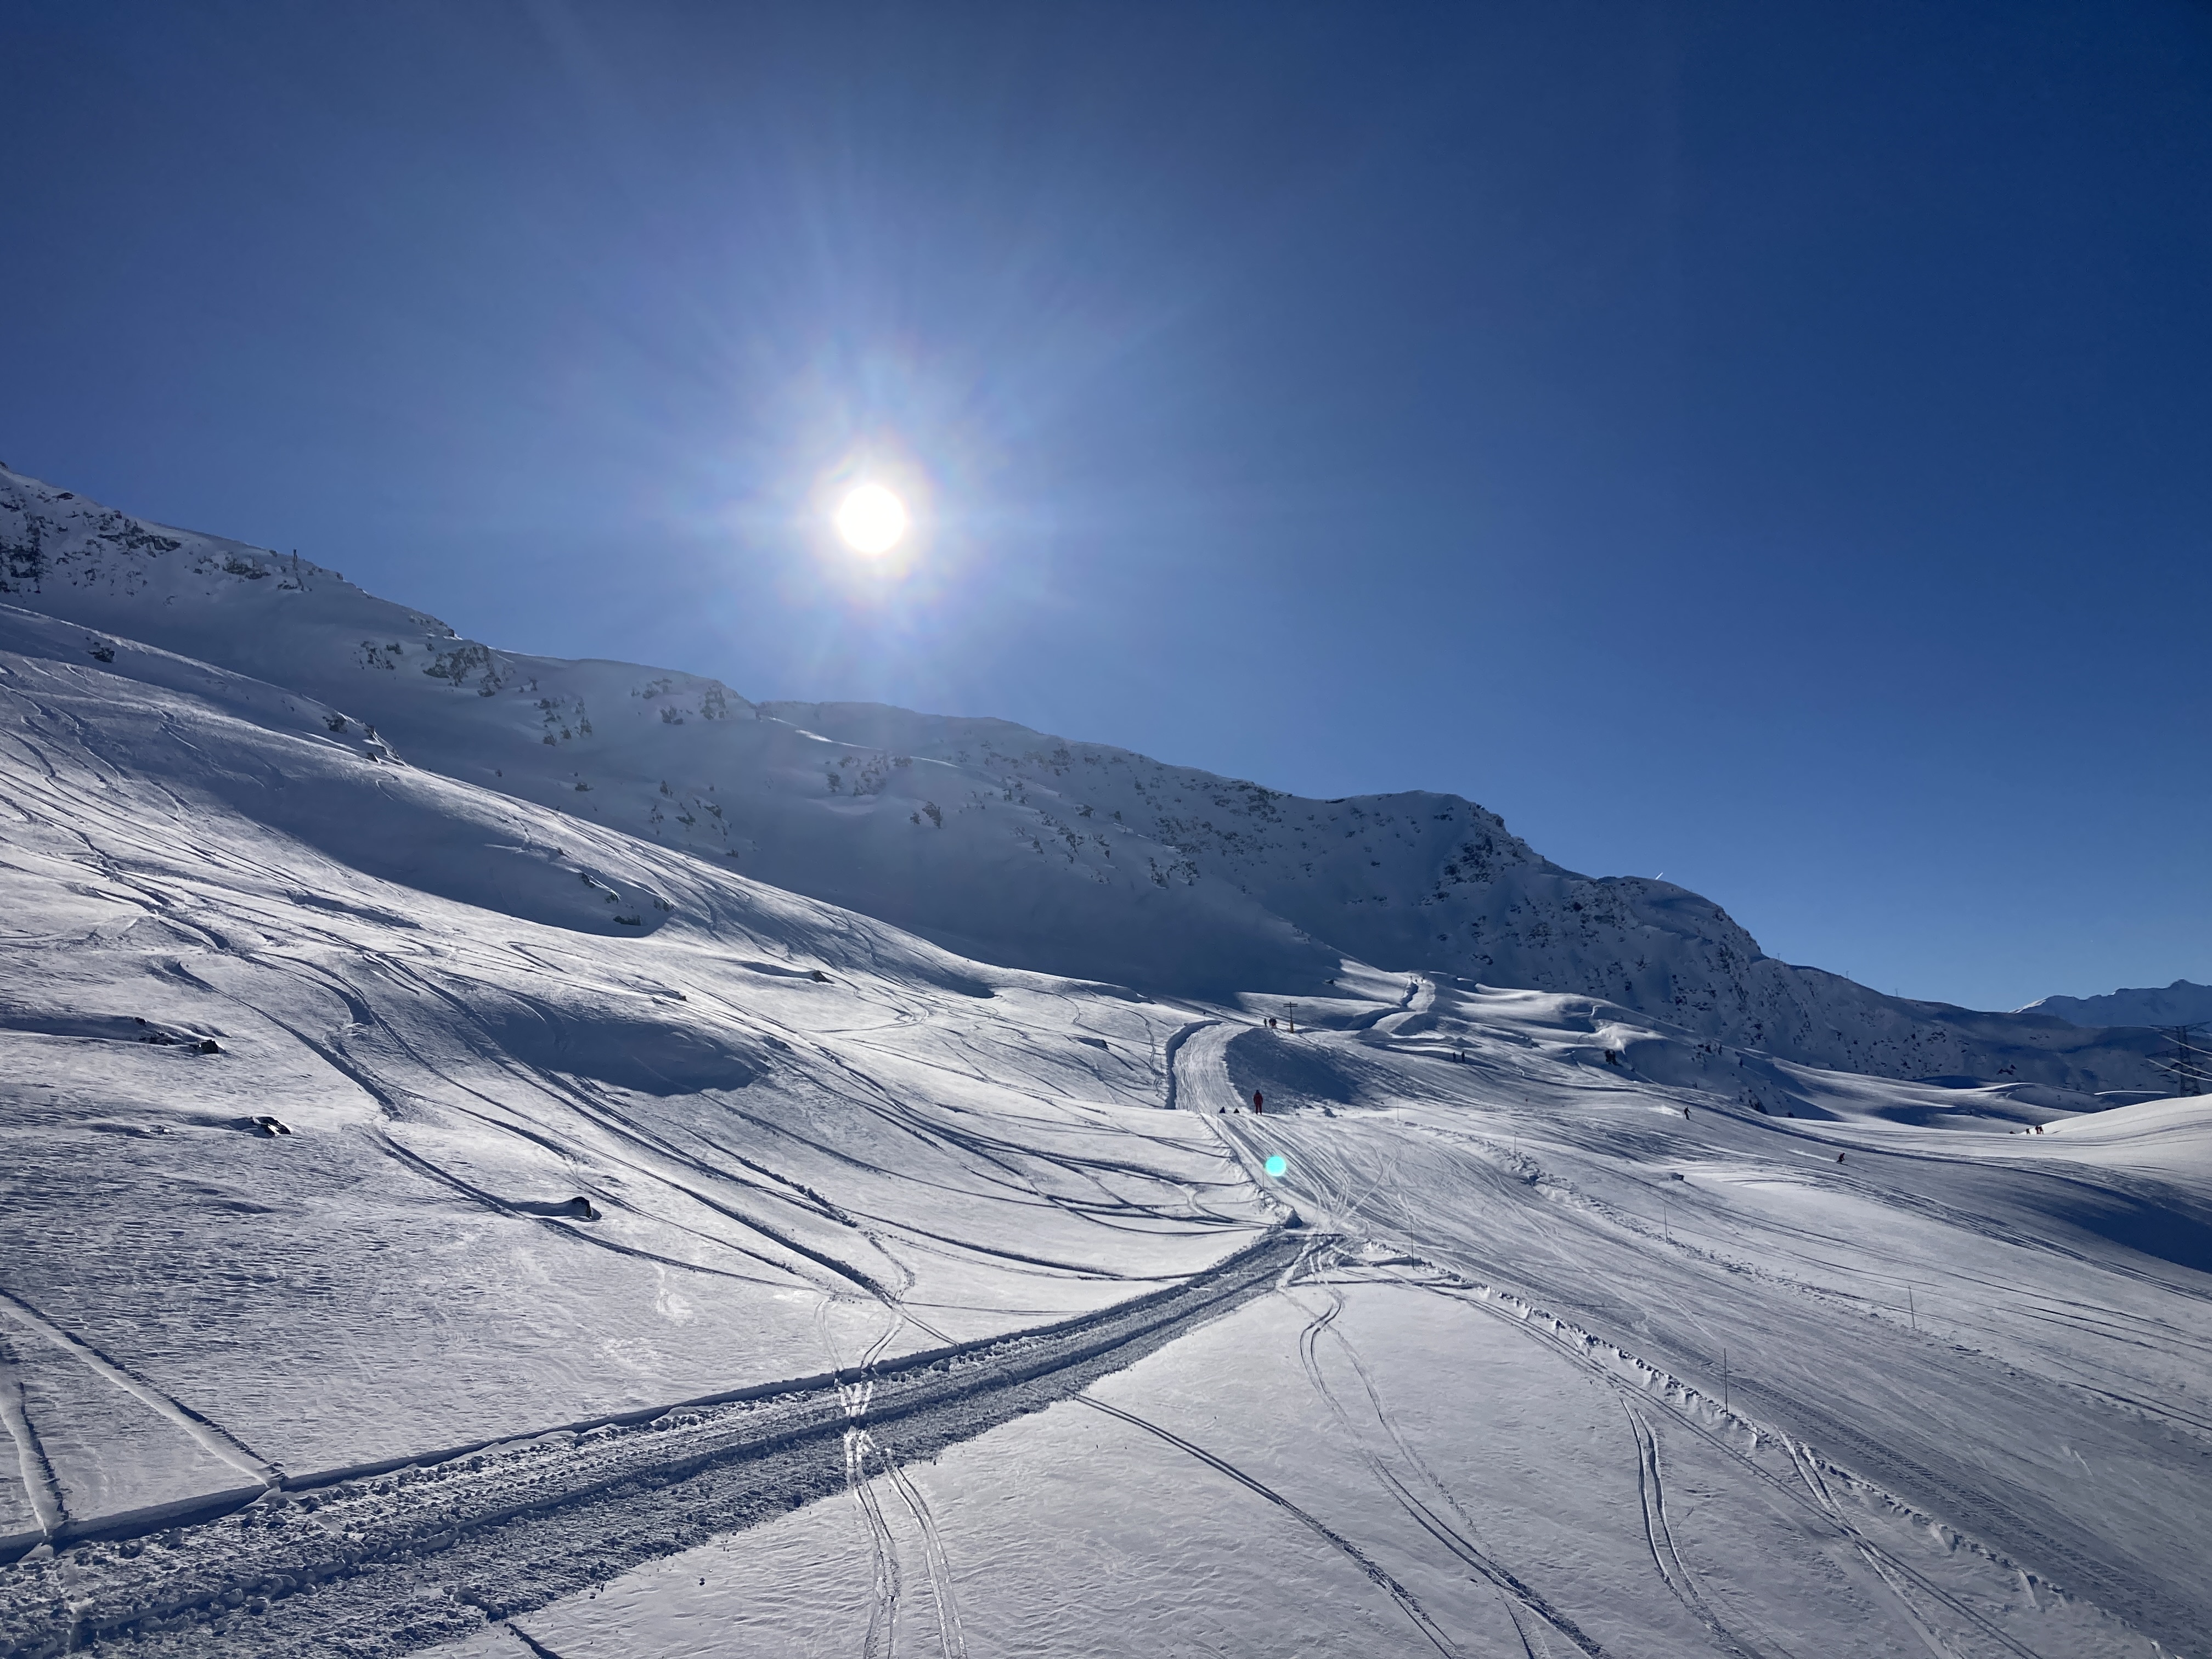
[2152,1024,2209,1097]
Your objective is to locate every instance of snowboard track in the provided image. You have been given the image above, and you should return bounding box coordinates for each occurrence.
[0,1231,1301,1659]
[1406,1272,2093,1659]
[1288,1252,1604,1659]
[1075,1395,1464,1659]
[1621,1401,1767,1659]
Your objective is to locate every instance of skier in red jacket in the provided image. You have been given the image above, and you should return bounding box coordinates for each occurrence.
[1253,1091,1264,1115]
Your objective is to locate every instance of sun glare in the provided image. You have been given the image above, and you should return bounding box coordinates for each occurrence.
[835,483,909,556]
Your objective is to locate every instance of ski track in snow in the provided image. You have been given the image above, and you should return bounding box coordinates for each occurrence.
[0,1289,276,1493]
[0,1343,63,1545]
[1305,1200,2078,1658]
[845,1425,902,1659]
[1285,1251,1600,1659]
[1402,1267,2096,1659]
[1621,1401,1765,1659]
[1075,1394,1465,1658]
[882,1443,967,1659]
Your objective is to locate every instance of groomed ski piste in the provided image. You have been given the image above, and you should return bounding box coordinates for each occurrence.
[2,477,2209,1657]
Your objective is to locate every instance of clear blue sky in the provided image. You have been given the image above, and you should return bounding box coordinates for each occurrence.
[5,2,2209,1012]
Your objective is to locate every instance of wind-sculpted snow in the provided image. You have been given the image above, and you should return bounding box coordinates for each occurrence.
[0,465,2163,1090]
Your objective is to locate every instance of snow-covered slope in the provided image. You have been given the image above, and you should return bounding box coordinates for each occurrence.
[0,464,2166,1095]
[5,566,2212,1657]
[2021,979,2212,1029]
[0,603,1268,1555]
[766,699,2171,1093]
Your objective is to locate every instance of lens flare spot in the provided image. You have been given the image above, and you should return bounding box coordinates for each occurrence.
[835,483,909,556]
[1264,1155,1288,1177]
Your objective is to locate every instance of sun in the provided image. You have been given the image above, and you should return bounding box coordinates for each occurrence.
[834,483,909,556]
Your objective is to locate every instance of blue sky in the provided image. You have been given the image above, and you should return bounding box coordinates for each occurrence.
[5,2,2209,1011]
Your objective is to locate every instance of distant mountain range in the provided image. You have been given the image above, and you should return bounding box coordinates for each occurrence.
[2019,980,2212,1029]
[0,462,2170,1093]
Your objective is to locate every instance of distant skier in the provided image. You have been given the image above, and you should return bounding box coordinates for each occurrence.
[1253,1091,1264,1115]
[1836,1152,1846,1163]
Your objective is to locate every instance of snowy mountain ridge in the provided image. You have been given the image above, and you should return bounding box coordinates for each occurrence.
[0,462,2163,1092]
[7,465,2212,1657]
[2021,980,2212,1029]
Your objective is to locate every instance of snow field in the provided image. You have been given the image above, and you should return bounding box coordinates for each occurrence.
[2,472,2209,1657]
[0,627,1272,1573]
[428,980,2211,1659]
[1198,998,2211,1655]
[476,1260,2154,1659]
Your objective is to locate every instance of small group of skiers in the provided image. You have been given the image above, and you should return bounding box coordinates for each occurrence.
[1222,1090,1265,1115]
[1265,1015,1293,1032]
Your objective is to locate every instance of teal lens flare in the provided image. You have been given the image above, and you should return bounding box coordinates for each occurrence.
[1264,1155,1287,1177]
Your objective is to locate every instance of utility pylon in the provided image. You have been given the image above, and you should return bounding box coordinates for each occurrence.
[2151,1024,2210,1097]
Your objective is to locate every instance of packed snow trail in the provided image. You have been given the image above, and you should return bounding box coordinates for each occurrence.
[1178,1006,2212,1657]
[1170,1020,1240,1117]
[0,1234,1300,1657]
